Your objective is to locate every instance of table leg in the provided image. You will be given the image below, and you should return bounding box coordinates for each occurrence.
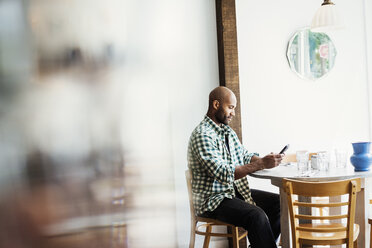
[279,187,290,248]
[329,195,341,248]
[298,196,311,224]
[298,196,312,248]
[356,178,369,248]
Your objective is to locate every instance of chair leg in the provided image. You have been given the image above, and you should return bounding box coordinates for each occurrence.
[370,223,372,248]
[231,226,239,248]
[354,240,358,248]
[202,225,212,248]
[295,240,301,248]
[189,221,196,248]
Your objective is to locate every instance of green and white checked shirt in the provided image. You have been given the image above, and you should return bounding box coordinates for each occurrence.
[187,115,259,215]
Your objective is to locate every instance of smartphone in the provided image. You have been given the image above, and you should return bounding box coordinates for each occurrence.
[279,144,290,154]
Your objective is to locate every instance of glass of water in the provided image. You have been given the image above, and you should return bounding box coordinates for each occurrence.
[317,151,330,171]
[296,150,309,176]
[335,150,347,168]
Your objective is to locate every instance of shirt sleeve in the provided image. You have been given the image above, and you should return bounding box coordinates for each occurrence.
[191,132,235,185]
[241,144,259,165]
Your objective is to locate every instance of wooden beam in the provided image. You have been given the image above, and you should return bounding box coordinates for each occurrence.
[215,4,247,248]
[215,0,242,142]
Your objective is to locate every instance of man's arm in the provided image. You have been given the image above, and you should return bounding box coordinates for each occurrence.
[234,154,283,180]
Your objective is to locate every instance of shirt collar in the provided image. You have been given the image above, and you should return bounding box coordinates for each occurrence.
[203,115,232,135]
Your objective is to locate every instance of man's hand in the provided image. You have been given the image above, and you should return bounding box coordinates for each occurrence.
[260,153,283,169]
[235,153,283,180]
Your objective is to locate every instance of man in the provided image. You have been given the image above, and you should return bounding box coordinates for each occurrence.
[187,86,282,248]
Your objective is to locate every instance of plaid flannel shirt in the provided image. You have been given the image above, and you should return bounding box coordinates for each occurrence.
[187,115,258,215]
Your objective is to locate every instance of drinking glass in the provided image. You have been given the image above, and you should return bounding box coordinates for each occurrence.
[335,150,347,168]
[296,151,309,176]
[317,151,330,171]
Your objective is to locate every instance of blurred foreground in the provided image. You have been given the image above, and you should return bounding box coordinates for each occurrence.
[0,0,176,247]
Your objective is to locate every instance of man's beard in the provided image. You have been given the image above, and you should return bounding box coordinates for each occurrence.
[216,108,229,125]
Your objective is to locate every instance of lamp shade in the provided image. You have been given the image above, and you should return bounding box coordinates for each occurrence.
[311,3,343,32]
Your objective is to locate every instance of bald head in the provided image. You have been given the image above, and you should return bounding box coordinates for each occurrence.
[208,86,236,107]
[207,86,237,125]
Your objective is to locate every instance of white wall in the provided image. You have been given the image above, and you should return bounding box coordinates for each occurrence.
[122,1,219,247]
[364,0,372,139]
[236,0,372,192]
[167,1,220,247]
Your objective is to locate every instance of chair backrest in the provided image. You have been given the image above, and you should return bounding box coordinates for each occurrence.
[283,178,361,247]
[185,170,196,221]
[282,153,297,163]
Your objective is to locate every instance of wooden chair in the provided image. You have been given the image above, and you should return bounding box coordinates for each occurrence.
[185,170,247,248]
[283,178,361,248]
[369,199,372,248]
[283,152,328,221]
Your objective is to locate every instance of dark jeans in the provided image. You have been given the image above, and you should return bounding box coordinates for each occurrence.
[201,189,280,248]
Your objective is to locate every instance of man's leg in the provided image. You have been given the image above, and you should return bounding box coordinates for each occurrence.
[206,197,277,248]
[251,189,281,241]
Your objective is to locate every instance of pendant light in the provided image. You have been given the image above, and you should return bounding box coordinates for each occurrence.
[311,0,343,32]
